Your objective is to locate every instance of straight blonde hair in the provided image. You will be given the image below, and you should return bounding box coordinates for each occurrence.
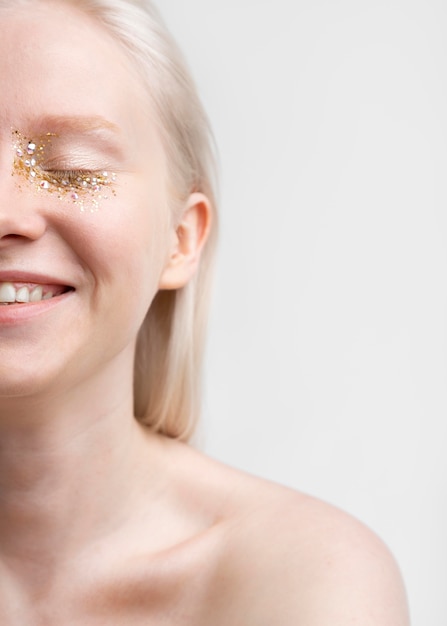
[0,0,218,440]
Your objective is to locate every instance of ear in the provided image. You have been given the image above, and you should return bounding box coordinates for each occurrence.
[158,192,212,290]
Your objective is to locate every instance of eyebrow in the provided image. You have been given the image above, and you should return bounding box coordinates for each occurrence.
[28,114,122,136]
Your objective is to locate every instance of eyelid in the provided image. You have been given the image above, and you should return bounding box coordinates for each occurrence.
[42,156,113,171]
[43,134,125,162]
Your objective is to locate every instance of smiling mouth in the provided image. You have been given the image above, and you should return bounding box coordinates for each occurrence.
[0,282,73,305]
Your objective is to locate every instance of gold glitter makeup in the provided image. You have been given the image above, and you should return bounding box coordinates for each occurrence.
[12,129,117,212]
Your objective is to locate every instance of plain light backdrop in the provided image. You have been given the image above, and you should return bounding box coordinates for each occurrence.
[158,1,446,624]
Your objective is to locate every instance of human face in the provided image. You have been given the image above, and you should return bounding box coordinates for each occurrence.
[0,2,172,398]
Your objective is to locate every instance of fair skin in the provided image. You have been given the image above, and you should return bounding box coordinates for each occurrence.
[0,3,409,625]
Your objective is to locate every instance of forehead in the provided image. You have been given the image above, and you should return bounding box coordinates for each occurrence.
[0,2,159,153]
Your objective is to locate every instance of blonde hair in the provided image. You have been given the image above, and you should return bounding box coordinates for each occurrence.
[1,0,218,440]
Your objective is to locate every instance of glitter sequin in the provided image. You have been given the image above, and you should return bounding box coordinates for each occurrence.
[12,129,117,212]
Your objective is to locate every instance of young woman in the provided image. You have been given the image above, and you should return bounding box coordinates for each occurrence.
[0,0,409,623]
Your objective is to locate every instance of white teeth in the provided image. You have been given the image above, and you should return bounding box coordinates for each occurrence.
[16,286,30,303]
[29,286,44,302]
[0,283,16,303]
[0,283,53,304]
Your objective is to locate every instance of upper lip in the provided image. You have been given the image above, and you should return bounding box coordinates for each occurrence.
[0,270,74,288]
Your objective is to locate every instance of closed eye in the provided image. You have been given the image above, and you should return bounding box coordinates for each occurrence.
[45,169,99,186]
[39,169,114,191]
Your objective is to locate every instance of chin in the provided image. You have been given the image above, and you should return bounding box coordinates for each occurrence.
[0,356,69,400]
[0,374,54,400]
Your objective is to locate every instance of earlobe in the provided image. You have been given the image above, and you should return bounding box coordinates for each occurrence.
[158,192,212,290]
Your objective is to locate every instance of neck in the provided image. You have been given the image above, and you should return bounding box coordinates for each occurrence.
[0,358,162,584]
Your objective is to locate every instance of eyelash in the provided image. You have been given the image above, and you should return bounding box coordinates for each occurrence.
[36,167,115,196]
[44,169,100,188]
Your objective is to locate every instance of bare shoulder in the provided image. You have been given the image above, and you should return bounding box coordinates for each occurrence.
[218,485,409,625]
[169,443,410,626]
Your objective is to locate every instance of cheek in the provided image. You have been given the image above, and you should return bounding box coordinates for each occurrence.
[68,189,171,306]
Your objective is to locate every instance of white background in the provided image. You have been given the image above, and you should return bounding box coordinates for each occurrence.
[159,1,446,624]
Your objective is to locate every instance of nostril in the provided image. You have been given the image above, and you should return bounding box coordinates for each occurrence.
[0,235,31,245]
[0,234,35,245]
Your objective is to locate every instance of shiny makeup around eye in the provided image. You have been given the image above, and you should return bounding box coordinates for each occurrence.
[12,129,117,211]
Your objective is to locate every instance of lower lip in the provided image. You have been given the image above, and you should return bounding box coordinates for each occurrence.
[0,291,74,326]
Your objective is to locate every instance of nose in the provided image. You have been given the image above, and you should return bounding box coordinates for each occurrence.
[0,182,47,246]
